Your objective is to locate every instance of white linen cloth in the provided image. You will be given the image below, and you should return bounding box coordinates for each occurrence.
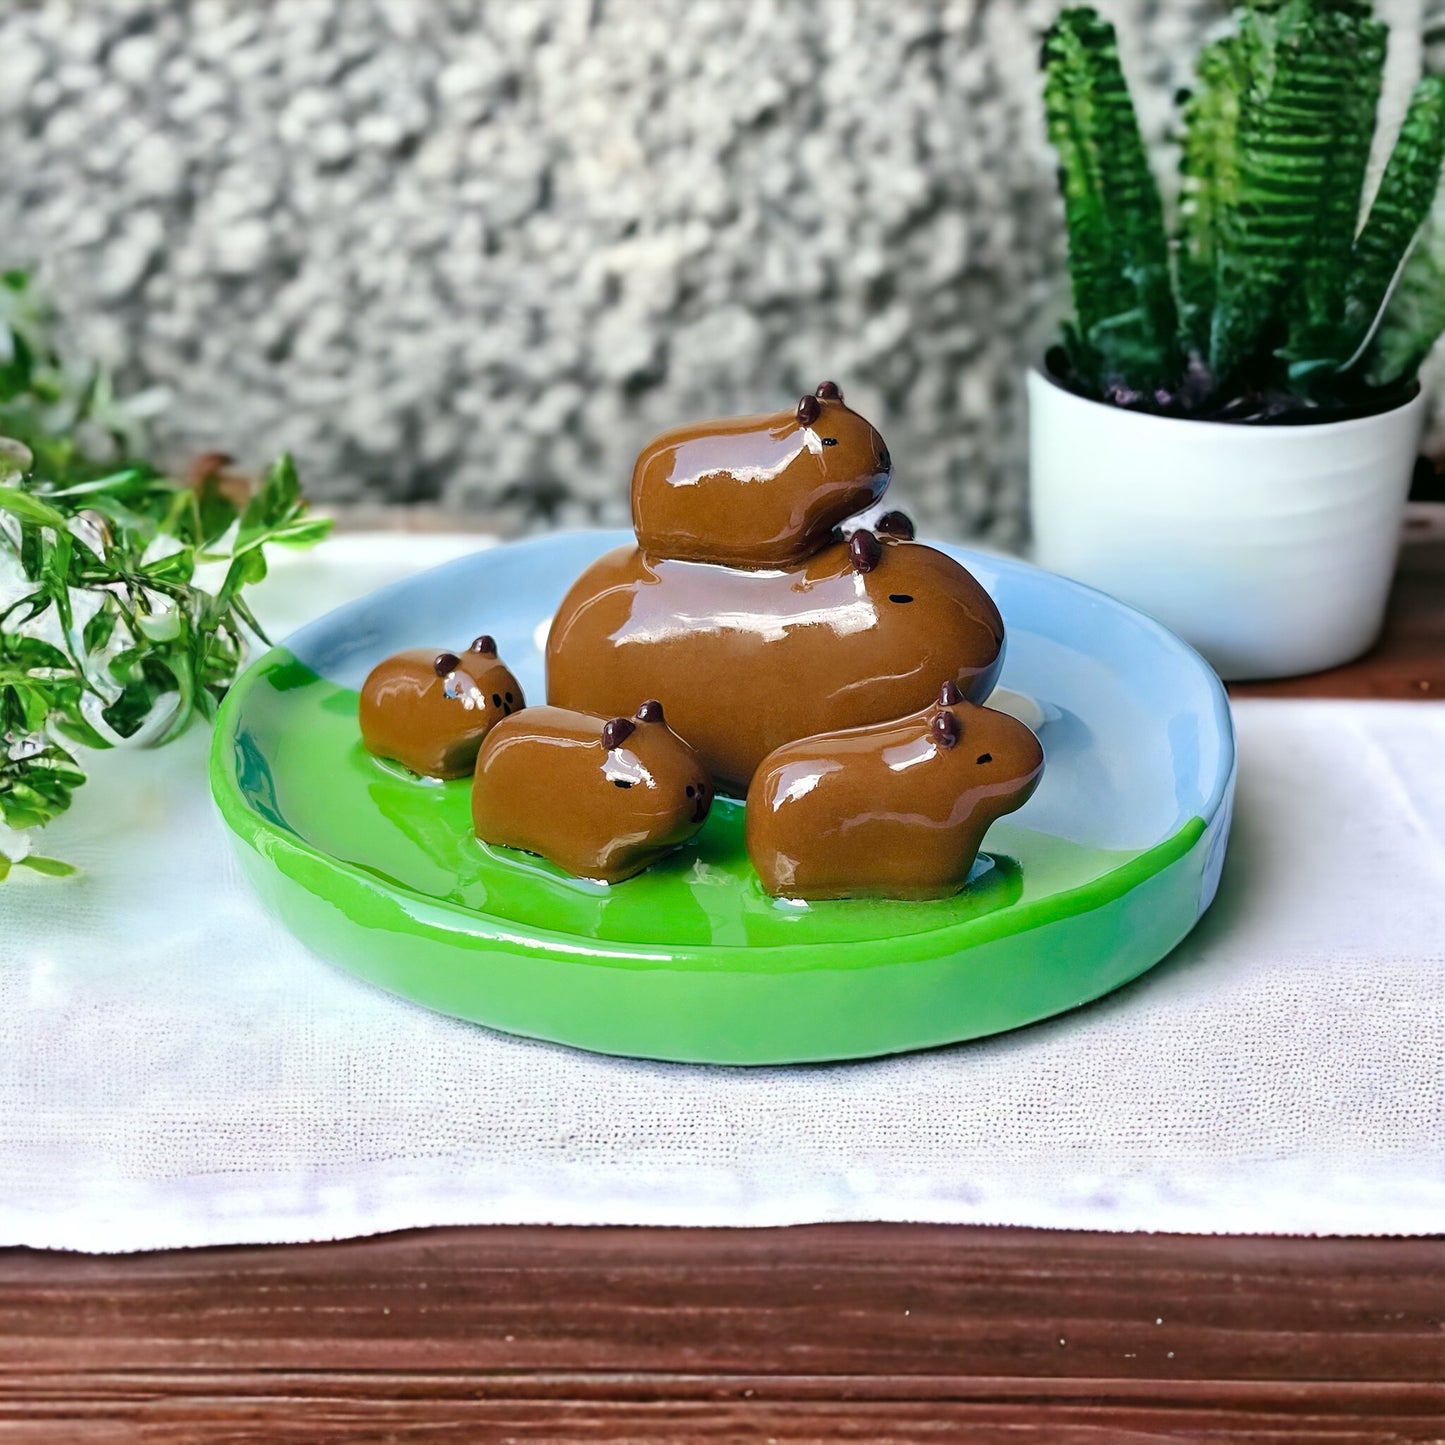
[1,534,1442,1251]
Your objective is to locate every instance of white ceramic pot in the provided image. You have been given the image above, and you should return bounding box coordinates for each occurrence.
[1027,369,1425,680]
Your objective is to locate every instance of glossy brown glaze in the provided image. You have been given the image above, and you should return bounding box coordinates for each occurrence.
[745,685,1044,900]
[359,641,524,780]
[546,535,1005,794]
[631,389,891,569]
[471,701,712,883]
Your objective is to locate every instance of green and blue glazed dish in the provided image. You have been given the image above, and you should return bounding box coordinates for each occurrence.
[211,530,1235,1064]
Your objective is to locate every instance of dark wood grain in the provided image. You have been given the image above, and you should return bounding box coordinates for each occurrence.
[1,1226,1443,1442]
[4,511,1443,1442]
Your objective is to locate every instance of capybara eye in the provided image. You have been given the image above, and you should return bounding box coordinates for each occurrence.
[889,593,913,604]
[492,693,502,707]
[614,779,634,789]
[820,436,839,447]
[976,752,992,765]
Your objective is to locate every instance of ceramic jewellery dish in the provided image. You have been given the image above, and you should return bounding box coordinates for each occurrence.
[211,529,1235,1065]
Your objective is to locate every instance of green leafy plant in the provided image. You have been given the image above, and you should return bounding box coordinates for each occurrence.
[0,271,330,876]
[1041,0,1445,420]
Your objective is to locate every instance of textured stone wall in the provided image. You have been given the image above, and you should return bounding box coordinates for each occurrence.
[0,0,1425,543]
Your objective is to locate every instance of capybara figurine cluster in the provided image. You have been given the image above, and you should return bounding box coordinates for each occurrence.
[549,382,1008,797]
[359,383,1042,900]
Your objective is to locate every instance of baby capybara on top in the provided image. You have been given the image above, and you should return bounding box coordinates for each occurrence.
[631,381,891,569]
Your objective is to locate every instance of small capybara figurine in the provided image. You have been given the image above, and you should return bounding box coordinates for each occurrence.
[471,699,713,883]
[546,527,1004,794]
[745,682,1044,901]
[360,635,524,779]
[631,381,892,569]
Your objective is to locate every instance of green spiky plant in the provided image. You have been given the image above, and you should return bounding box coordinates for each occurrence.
[1041,0,1445,420]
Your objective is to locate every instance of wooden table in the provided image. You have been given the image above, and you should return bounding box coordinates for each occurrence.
[3,513,1442,1444]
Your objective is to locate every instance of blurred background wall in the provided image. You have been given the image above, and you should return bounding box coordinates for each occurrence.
[0,0,1428,545]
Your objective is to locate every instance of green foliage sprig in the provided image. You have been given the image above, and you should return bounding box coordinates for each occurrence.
[1042,0,1445,420]
[0,271,330,876]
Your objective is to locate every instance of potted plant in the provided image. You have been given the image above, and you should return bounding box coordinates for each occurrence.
[1031,1,1445,679]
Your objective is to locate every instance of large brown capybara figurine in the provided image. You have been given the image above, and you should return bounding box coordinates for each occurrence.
[360,635,524,780]
[546,527,1005,795]
[631,381,891,569]
[746,682,1044,901]
[471,699,713,884]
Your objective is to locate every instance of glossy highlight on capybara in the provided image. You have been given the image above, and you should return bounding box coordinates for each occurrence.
[359,635,524,779]
[471,699,713,883]
[631,381,891,569]
[745,682,1044,901]
[545,532,1005,794]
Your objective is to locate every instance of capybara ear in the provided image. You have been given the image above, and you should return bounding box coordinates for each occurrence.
[876,510,915,540]
[433,651,460,677]
[814,380,843,402]
[796,393,822,427]
[635,699,666,724]
[938,679,963,707]
[601,717,636,751]
[848,529,882,573]
[931,711,961,748]
[469,634,497,655]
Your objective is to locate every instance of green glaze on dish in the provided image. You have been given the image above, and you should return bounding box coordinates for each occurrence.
[212,647,1214,1064]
